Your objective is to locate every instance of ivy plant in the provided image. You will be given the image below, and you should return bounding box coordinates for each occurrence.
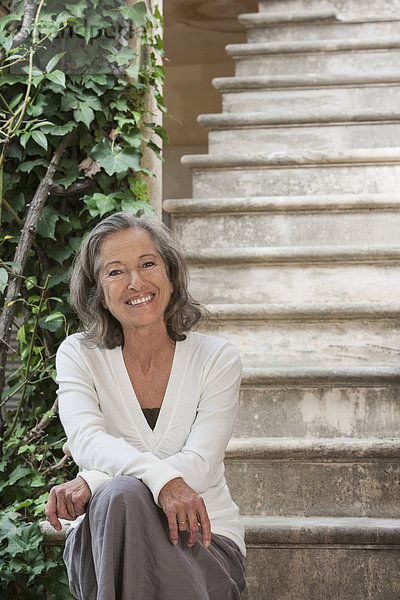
[0,1,166,597]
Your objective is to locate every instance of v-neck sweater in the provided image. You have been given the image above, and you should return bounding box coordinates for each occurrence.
[56,330,245,556]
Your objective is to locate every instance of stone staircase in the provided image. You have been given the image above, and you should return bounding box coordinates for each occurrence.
[163,1,400,598]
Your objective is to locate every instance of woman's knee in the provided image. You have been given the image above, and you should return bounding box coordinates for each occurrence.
[91,476,152,510]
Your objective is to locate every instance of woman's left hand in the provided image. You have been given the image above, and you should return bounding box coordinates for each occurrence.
[158,477,211,548]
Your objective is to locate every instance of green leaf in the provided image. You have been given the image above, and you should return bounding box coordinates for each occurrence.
[91,140,140,176]
[45,311,65,322]
[31,131,48,151]
[17,325,26,345]
[0,268,7,293]
[37,206,60,240]
[17,158,48,173]
[46,51,66,73]
[19,132,30,148]
[0,465,30,491]
[31,472,45,487]
[74,102,95,128]
[47,70,66,88]
[9,93,23,110]
[108,46,138,67]
[84,192,116,217]
[122,198,153,215]
[125,63,139,79]
[40,122,75,136]
[120,2,148,27]
[50,244,75,265]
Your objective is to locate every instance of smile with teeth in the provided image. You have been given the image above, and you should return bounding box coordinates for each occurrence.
[126,294,154,306]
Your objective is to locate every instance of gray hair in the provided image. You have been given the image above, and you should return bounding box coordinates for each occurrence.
[70,211,208,348]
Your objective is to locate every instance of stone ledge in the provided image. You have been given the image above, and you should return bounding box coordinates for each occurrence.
[225,37,400,57]
[205,302,400,321]
[241,365,400,386]
[181,148,400,170]
[226,437,400,460]
[197,110,400,128]
[39,520,71,546]
[243,515,400,546]
[213,73,400,91]
[184,245,400,265]
[164,194,400,216]
[40,515,400,548]
[239,10,339,27]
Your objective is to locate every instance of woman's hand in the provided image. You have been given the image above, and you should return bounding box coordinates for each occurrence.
[45,477,92,531]
[158,477,211,548]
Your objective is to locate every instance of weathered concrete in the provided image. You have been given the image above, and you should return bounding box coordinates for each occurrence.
[183,151,400,197]
[244,516,400,600]
[170,206,400,247]
[240,12,400,43]
[225,438,400,517]
[226,39,400,77]
[215,78,400,114]
[236,384,400,438]
[206,119,400,153]
[201,306,400,366]
[258,0,400,19]
[188,260,400,305]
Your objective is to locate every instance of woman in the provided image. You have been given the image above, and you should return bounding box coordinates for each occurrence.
[45,211,246,600]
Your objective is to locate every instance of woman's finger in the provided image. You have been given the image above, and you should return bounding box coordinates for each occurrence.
[45,488,62,531]
[186,511,199,547]
[197,501,211,548]
[63,489,77,519]
[167,510,179,546]
[177,513,188,532]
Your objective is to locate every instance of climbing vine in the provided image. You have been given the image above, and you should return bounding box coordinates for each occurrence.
[0,1,166,596]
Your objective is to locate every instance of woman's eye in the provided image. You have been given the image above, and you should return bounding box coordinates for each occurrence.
[108,269,121,276]
[143,261,155,268]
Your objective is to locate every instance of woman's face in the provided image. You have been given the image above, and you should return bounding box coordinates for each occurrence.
[98,228,173,336]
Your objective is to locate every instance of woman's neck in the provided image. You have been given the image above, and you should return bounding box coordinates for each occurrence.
[122,324,175,375]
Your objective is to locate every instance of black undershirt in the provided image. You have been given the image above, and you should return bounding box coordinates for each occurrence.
[142,407,160,430]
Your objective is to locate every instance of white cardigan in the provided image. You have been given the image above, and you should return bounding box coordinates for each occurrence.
[56,330,246,556]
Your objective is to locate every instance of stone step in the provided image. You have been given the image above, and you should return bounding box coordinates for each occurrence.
[167,193,400,248]
[213,73,400,114]
[240,11,400,43]
[181,148,400,197]
[258,0,400,20]
[225,437,400,518]
[243,515,400,600]
[184,245,400,305]
[226,39,400,77]
[39,516,400,600]
[236,366,400,439]
[200,113,400,153]
[201,303,400,366]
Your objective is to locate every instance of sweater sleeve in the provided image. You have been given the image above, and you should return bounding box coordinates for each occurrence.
[157,342,242,495]
[56,337,184,499]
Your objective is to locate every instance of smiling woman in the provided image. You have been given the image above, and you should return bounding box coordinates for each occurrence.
[45,212,246,600]
[98,228,173,336]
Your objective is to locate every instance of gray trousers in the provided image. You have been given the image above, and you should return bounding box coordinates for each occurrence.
[63,477,246,600]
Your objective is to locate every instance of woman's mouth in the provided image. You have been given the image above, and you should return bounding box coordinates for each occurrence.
[126,294,154,306]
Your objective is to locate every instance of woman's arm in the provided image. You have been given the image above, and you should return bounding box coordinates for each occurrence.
[161,342,242,493]
[56,337,185,499]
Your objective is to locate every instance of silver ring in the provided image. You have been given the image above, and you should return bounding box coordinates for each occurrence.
[178,520,187,524]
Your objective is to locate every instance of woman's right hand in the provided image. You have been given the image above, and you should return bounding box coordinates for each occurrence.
[46,476,92,531]
[158,477,211,548]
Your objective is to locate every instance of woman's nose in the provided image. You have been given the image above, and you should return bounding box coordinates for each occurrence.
[127,270,144,290]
